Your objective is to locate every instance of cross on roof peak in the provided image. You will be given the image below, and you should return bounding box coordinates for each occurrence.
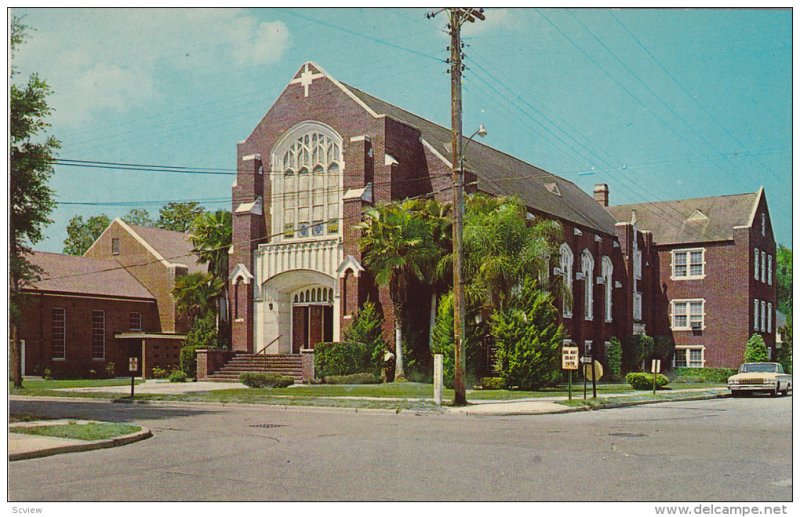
[290,63,325,97]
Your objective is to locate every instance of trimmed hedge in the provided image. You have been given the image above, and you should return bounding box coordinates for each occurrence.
[481,377,504,390]
[313,342,370,378]
[325,373,380,385]
[239,372,295,388]
[671,367,736,383]
[169,370,188,383]
[626,372,670,390]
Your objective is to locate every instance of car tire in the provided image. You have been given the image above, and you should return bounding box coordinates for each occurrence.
[771,386,779,397]
[730,391,739,398]
[781,388,789,396]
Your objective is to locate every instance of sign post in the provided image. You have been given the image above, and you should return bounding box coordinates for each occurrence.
[561,346,579,401]
[579,355,591,399]
[433,354,443,405]
[651,359,661,395]
[129,357,138,398]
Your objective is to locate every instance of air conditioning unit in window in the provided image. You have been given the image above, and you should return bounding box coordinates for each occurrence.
[691,322,702,330]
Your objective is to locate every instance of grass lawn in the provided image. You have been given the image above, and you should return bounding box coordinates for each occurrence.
[12,422,141,441]
[11,378,143,390]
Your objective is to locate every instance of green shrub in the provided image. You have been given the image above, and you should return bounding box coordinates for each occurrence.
[168,370,188,383]
[343,300,388,376]
[606,337,622,380]
[105,362,116,378]
[653,335,675,367]
[744,333,769,362]
[481,377,504,390]
[239,372,295,388]
[42,368,52,381]
[491,281,564,390]
[626,372,670,390]
[179,345,197,379]
[151,366,169,379]
[186,312,225,349]
[313,342,370,378]
[671,367,737,383]
[621,334,655,372]
[325,373,380,384]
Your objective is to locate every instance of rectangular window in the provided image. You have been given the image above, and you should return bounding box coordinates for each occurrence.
[584,340,592,356]
[754,299,759,331]
[761,251,766,282]
[673,346,705,368]
[129,312,142,331]
[312,220,324,236]
[671,299,704,330]
[754,248,759,280]
[112,237,120,255]
[761,300,766,332]
[92,310,105,360]
[634,250,642,280]
[671,248,705,279]
[767,302,773,333]
[633,292,642,321]
[768,255,773,285]
[51,308,66,360]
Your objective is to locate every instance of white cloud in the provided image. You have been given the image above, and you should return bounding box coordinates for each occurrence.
[12,8,289,128]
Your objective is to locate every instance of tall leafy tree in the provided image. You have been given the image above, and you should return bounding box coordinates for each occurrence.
[9,18,60,387]
[189,210,233,338]
[158,201,205,232]
[172,272,224,322]
[63,214,110,255]
[122,208,155,227]
[357,201,439,381]
[776,244,792,316]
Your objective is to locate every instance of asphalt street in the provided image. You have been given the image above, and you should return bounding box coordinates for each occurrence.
[7,395,792,501]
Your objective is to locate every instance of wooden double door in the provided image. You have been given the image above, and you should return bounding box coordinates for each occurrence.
[292,304,334,354]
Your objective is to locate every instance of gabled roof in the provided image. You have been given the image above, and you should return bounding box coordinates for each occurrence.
[24,251,155,300]
[606,191,760,245]
[126,224,206,274]
[337,81,619,235]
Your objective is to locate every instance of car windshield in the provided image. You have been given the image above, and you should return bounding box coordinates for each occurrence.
[739,363,779,373]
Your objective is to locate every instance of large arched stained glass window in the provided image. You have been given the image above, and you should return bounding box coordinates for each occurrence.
[279,127,341,239]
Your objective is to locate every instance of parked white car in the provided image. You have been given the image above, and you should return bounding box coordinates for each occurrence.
[727,362,792,397]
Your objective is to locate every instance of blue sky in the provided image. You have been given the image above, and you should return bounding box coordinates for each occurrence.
[11,7,792,250]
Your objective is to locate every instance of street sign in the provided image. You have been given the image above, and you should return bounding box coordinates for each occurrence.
[129,357,138,372]
[651,359,661,374]
[583,360,604,381]
[579,355,592,364]
[562,346,579,370]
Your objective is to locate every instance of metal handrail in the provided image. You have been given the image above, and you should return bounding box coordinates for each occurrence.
[254,335,282,357]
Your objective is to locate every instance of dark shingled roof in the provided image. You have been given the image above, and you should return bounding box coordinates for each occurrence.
[24,251,155,300]
[606,192,759,245]
[342,84,620,236]
[127,224,206,274]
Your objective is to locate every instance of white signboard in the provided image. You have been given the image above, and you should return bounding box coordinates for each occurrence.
[562,346,579,370]
[651,359,661,374]
[129,357,138,373]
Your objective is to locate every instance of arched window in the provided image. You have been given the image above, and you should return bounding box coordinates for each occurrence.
[602,256,613,323]
[277,125,342,239]
[560,243,573,318]
[582,249,594,321]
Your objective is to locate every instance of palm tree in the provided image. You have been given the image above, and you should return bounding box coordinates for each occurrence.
[172,272,224,322]
[189,210,232,333]
[357,201,439,381]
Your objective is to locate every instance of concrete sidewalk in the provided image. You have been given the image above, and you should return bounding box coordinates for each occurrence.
[56,380,248,394]
[9,419,152,461]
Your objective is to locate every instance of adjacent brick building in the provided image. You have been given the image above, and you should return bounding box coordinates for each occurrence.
[19,221,205,378]
[226,62,777,372]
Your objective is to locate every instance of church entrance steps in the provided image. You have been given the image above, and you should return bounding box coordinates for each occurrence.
[203,353,304,383]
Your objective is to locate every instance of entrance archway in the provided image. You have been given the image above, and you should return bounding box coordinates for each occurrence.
[291,286,334,353]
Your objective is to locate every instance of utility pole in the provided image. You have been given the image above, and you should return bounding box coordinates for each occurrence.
[429,7,484,405]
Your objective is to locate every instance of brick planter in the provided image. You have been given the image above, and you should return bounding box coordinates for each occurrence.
[196,349,236,381]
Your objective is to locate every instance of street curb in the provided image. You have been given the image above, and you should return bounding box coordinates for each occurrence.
[9,425,152,461]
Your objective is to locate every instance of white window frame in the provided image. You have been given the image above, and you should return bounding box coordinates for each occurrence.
[761,300,766,332]
[761,250,766,283]
[602,256,613,322]
[52,307,66,360]
[670,299,705,331]
[111,237,120,255]
[634,249,642,280]
[762,212,766,236]
[560,243,573,319]
[768,255,773,285]
[673,345,705,368]
[129,312,142,331]
[767,302,773,333]
[754,248,759,280]
[754,299,759,331]
[581,249,594,321]
[671,248,706,280]
[584,340,592,356]
[91,310,105,360]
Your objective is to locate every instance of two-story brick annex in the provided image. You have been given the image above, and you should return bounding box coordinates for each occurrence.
[226,62,777,373]
[18,220,204,378]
